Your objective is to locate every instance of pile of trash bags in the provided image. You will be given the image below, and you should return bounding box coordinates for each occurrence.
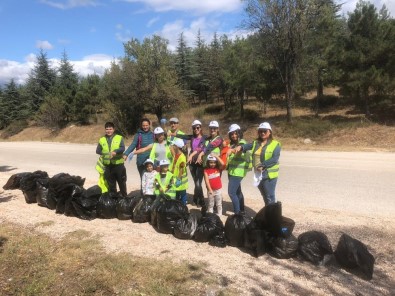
[3,171,375,280]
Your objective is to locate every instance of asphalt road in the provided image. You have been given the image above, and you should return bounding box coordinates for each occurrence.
[1,141,394,218]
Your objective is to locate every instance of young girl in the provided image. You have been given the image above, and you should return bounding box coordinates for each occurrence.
[141,159,158,198]
[154,159,176,199]
[203,154,225,216]
[170,138,188,205]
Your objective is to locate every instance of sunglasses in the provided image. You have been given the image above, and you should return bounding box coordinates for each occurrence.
[170,122,178,125]
[229,131,238,135]
[193,126,201,130]
[259,129,269,134]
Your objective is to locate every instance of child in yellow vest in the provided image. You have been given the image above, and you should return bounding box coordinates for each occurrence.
[154,159,176,199]
[170,138,189,205]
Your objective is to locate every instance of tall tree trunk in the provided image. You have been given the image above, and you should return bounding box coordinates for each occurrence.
[285,63,294,123]
[240,89,245,118]
[315,69,324,117]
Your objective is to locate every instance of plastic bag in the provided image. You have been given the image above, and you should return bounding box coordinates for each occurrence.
[334,233,375,280]
[97,192,120,219]
[297,231,333,265]
[156,199,189,234]
[209,231,227,248]
[3,172,30,190]
[225,214,251,247]
[194,213,224,243]
[173,213,198,240]
[132,196,156,223]
[117,196,141,220]
[244,220,268,257]
[268,235,299,259]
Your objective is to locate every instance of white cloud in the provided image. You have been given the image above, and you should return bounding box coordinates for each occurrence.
[157,17,248,52]
[339,0,395,16]
[121,0,241,14]
[147,17,160,28]
[40,0,99,10]
[0,54,115,86]
[36,40,54,50]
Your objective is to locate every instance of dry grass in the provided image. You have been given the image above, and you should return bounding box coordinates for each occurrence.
[0,222,228,296]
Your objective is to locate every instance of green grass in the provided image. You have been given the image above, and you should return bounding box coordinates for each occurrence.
[0,223,231,296]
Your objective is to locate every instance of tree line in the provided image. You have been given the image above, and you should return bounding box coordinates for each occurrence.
[0,0,394,136]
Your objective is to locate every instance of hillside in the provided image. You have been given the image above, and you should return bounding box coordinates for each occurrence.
[2,99,395,152]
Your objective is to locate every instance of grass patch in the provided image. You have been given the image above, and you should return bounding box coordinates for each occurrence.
[34,221,55,228]
[0,223,229,295]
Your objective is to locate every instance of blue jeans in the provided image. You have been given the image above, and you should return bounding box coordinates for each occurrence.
[258,177,277,205]
[176,189,187,205]
[228,175,245,214]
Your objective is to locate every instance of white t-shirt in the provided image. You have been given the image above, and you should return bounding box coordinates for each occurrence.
[142,170,158,195]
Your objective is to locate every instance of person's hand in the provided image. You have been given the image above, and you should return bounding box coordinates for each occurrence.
[226,148,233,157]
[175,179,181,187]
[209,190,213,195]
[187,155,193,164]
[123,155,128,160]
[234,146,242,153]
[256,166,264,172]
[196,155,203,164]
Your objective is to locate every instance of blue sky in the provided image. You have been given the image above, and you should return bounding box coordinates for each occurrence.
[0,0,394,86]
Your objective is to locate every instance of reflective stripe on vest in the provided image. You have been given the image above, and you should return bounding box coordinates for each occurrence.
[99,135,124,165]
[170,153,188,190]
[227,139,250,177]
[154,172,176,199]
[95,156,105,173]
[264,140,280,179]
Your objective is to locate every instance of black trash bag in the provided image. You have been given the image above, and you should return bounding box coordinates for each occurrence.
[117,196,141,220]
[3,172,30,190]
[268,235,299,259]
[225,214,251,247]
[64,185,85,217]
[298,231,333,265]
[70,185,100,220]
[244,220,268,257]
[46,173,86,211]
[149,196,163,227]
[173,213,198,240]
[132,196,156,223]
[20,170,49,204]
[97,192,121,219]
[156,199,189,234]
[36,178,50,208]
[280,216,296,238]
[253,202,282,236]
[334,233,375,280]
[209,231,227,248]
[194,213,224,243]
[55,183,76,214]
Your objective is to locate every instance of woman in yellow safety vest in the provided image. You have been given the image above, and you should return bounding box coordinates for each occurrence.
[226,124,250,215]
[236,122,281,206]
[196,120,224,165]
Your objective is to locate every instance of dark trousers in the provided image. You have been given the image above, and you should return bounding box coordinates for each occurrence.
[189,163,205,206]
[104,163,127,197]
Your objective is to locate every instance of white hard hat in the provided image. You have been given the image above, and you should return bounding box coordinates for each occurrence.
[171,138,184,148]
[258,122,272,131]
[191,119,202,126]
[143,158,154,165]
[159,159,170,166]
[207,155,217,161]
[228,124,241,134]
[154,127,165,134]
[169,117,179,123]
[209,120,219,128]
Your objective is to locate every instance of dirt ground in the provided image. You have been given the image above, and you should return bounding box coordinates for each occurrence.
[1,172,394,295]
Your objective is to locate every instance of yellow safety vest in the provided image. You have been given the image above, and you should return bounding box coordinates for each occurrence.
[154,172,176,199]
[227,139,250,177]
[99,135,124,165]
[170,153,188,191]
[253,140,280,179]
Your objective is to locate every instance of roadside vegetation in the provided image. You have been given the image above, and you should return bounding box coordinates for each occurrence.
[0,0,394,140]
[0,222,232,295]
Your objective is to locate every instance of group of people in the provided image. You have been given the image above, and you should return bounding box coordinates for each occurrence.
[96,117,281,216]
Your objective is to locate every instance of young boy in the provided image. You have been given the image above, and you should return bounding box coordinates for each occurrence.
[203,154,225,216]
[141,159,158,198]
[170,138,188,205]
[154,159,176,199]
